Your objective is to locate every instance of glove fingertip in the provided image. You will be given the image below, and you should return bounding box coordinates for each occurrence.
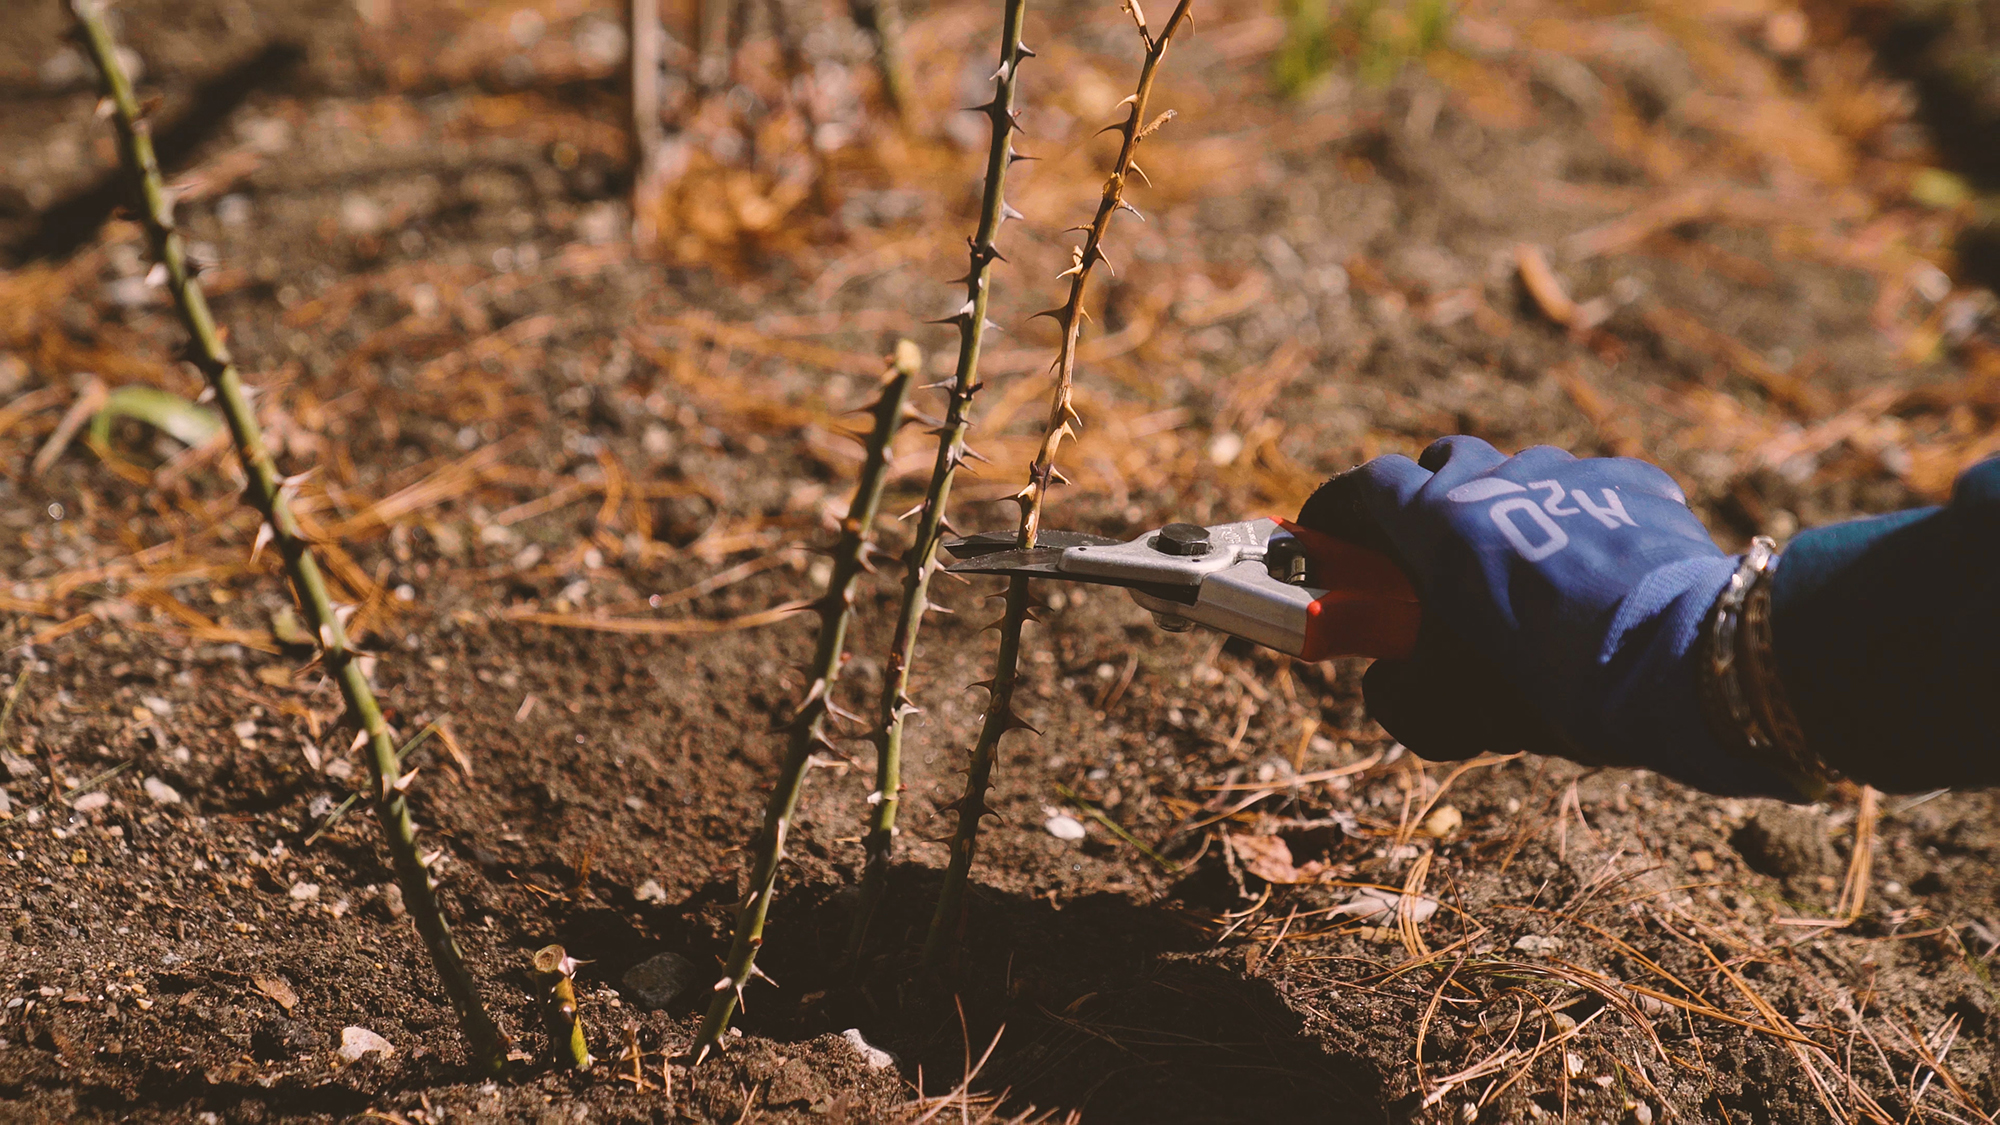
[1417,434,1503,473]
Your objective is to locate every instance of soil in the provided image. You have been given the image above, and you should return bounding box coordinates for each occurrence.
[2,0,1999,1122]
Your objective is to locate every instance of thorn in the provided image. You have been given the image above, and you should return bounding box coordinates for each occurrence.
[1000,202,1024,223]
[982,319,1003,335]
[1016,43,1037,58]
[967,678,996,693]
[1001,709,1041,735]
[799,677,829,710]
[249,521,275,565]
[1029,307,1066,323]
[961,444,992,465]
[1129,161,1151,187]
[1007,151,1039,165]
[1118,199,1146,222]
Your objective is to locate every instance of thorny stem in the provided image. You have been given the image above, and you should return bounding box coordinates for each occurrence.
[67,0,508,1074]
[923,0,1194,971]
[692,342,920,1062]
[848,0,1033,966]
[533,945,593,1070]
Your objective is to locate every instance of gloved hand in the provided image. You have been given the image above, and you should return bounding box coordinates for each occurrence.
[1298,436,1803,798]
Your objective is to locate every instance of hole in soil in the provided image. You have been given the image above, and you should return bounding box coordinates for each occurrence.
[579,866,1397,1123]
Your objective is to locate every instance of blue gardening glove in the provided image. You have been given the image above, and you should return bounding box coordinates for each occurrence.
[1298,436,1804,799]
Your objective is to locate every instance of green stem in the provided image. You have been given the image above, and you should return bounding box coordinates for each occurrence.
[920,575,1030,969]
[68,0,506,1074]
[847,0,1031,966]
[534,945,592,1070]
[921,0,1194,971]
[691,342,920,1062]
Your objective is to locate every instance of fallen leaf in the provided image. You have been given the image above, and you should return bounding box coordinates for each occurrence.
[1334,886,1440,922]
[1230,833,1300,884]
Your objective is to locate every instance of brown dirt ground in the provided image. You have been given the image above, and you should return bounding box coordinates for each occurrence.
[2,0,1999,1121]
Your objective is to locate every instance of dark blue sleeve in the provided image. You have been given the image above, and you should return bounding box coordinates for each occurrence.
[1770,456,2000,790]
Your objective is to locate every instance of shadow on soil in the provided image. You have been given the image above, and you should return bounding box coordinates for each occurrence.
[561,865,1393,1125]
[3,40,304,267]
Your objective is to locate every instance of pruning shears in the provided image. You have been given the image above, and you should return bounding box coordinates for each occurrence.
[944,518,1422,661]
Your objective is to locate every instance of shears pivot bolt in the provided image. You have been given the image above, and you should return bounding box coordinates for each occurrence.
[1151,522,1211,557]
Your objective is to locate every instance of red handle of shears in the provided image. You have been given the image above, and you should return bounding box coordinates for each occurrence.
[1277,519,1421,661]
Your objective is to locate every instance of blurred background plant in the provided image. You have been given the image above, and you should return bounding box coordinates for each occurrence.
[1277,0,1455,95]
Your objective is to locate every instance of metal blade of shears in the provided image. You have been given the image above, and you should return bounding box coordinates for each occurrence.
[942,532,1200,604]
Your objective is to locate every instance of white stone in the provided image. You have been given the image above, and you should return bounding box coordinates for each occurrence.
[71,791,110,814]
[841,1028,896,1070]
[1044,814,1086,841]
[143,777,182,805]
[339,1026,393,1062]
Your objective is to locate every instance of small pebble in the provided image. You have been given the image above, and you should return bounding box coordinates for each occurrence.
[1691,849,1716,873]
[1045,814,1086,841]
[1422,805,1463,838]
[143,777,182,805]
[635,879,668,904]
[339,1026,393,1062]
[72,792,110,814]
[622,951,699,1010]
[841,1028,896,1070]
